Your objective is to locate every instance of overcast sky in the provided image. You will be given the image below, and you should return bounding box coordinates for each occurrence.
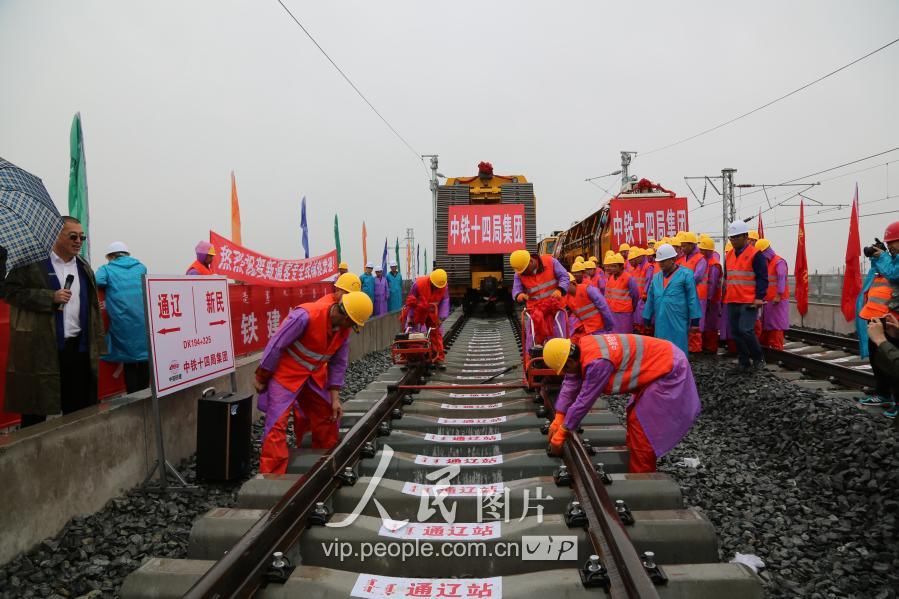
[1,0,897,276]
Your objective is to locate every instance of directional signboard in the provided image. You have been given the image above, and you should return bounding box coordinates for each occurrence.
[144,275,236,398]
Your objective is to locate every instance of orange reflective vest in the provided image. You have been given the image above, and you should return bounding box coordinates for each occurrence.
[859,275,892,319]
[764,254,790,302]
[519,255,560,302]
[630,262,649,299]
[186,260,212,275]
[605,272,634,313]
[724,245,759,304]
[706,255,722,302]
[579,334,674,394]
[683,251,708,300]
[272,299,350,393]
[570,283,607,332]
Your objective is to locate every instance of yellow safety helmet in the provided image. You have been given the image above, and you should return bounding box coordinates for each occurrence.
[646,247,656,256]
[589,256,598,263]
[725,241,733,252]
[755,238,771,252]
[568,272,576,283]
[605,249,615,257]
[338,261,349,270]
[206,245,217,256]
[340,291,373,326]
[604,253,625,265]
[698,237,716,251]
[430,268,448,288]
[647,238,656,247]
[574,255,585,264]
[510,249,531,274]
[681,231,698,244]
[584,260,597,270]
[748,230,760,240]
[618,243,630,252]
[334,272,362,293]
[571,261,586,273]
[543,338,574,375]
[628,247,643,259]
[670,233,683,247]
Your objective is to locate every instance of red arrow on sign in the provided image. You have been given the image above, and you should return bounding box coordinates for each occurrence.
[209,320,227,326]
[157,327,181,335]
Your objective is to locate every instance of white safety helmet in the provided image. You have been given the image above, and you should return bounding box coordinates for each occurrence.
[727,220,750,237]
[365,262,375,269]
[105,241,130,256]
[654,243,677,261]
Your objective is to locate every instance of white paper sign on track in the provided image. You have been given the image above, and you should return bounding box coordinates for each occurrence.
[377,521,502,540]
[145,275,236,397]
[351,574,502,599]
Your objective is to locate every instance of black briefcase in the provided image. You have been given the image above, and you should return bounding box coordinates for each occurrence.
[196,392,253,482]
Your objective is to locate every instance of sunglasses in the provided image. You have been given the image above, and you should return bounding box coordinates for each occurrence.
[67,233,87,241]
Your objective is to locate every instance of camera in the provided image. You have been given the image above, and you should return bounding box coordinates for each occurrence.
[863,238,887,258]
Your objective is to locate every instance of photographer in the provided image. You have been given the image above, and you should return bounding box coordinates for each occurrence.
[858,222,899,418]
[867,314,899,423]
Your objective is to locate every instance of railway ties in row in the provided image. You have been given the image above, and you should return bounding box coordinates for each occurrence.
[121,313,762,598]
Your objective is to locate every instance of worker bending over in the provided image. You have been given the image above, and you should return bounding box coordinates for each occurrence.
[401,269,450,364]
[543,335,701,472]
[510,249,569,351]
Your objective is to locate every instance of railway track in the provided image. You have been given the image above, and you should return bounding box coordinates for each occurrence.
[764,329,875,391]
[122,313,762,599]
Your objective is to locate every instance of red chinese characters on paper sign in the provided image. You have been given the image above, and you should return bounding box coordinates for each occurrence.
[209,231,337,286]
[608,197,688,249]
[447,205,525,255]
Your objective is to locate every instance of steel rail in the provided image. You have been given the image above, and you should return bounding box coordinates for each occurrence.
[183,314,469,598]
[784,328,859,353]
[763,346,875,390]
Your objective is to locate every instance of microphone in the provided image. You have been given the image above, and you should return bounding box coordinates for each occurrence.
[58,274,74,312]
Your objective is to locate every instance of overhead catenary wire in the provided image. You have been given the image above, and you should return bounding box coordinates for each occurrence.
[639,37,899,157]
[764,205,899,230]
[273,0,425,168]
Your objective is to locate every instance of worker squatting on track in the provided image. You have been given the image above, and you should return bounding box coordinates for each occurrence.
[542,335,701,473]
[400,269,450,364]
[254,291,374,475]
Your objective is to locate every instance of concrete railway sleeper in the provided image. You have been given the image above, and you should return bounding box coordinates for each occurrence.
[121,313,762,599]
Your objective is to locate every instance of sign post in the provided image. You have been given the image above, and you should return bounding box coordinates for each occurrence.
[142,275,236,489]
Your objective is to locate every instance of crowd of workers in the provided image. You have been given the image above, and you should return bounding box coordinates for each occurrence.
[4,215,897,478]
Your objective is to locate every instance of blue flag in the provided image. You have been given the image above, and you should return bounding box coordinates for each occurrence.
[416,243,420,275]
[300,196,309,258]
[381,237,388,275]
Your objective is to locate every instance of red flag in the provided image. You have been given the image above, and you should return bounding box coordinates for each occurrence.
[230,171,242,246]
[840,184,862,321]
[794,200,809,316]
[757,208,764,238]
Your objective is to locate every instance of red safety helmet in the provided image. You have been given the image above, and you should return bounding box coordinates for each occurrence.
[885,221,899,243]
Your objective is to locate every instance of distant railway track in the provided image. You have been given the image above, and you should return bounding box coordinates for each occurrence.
[766,328,874,391]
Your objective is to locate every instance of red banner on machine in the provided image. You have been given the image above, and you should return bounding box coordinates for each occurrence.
[209,231,337,286]
[608,197,689,249]
[447,204,526,254]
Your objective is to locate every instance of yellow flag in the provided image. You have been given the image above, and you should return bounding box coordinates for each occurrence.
[231,171,242,245]
[362,221,368,265]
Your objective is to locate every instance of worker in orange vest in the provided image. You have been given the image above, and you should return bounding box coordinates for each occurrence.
[543,335,701,472]
[723,221,768,372]
[255,291,373,474]
[603,253,639,333]
[510,249,569,352]
[699,237,723,353]
[567,262,615,343]
[678,232,708,353]
[583,259,603,292]
[755,239,790,350]
[401,269,450,364]
[628,248,651,334]
[186,241,216,275]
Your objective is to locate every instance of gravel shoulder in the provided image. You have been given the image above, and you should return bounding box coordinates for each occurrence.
[611,355,898,599]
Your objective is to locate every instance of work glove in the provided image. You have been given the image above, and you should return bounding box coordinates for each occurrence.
[551,289,562,299]
[547,426,569,456]
[516,293,528,303]
[548,412,565,438]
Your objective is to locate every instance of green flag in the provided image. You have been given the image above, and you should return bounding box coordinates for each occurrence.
[394,238,400,272]
[333,214,341,263]
[424,249,428,273]
[68,112,90,260]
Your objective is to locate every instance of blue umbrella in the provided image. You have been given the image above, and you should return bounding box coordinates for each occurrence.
[0,158,63,270]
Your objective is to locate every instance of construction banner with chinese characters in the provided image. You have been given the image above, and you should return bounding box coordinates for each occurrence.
[608,197,689,249]
[447,204,526,254]
[145,275,236,398]
[209,231,337,286]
